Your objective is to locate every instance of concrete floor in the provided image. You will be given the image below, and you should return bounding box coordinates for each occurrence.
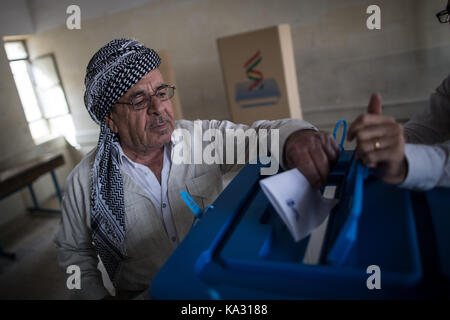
[0,197,69,299]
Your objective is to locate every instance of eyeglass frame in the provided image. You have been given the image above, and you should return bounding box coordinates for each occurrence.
[115,84,176,110]
[436,2,450,23]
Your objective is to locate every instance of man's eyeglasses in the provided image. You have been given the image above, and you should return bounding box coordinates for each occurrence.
[116,85,176,110]
[436,7,450,23]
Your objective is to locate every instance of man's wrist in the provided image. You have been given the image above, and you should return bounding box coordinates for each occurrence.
[393,157,408,184]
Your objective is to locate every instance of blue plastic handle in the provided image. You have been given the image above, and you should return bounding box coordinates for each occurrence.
[327,161,369,266]
[180,190,202,216]
[328,120,370,265]
[180,190,214,230]
[333,120,347,151]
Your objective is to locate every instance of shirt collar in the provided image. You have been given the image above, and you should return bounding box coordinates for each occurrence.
[115,142,135,168]
[115,140,175,168]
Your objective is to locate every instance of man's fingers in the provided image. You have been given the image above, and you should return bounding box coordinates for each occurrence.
[327,133,340,155]
[359,137,404,167]
[347,114,365,141]
[331,137,340,155]
[322,140,338,164]
[355,135,400,159]
[367,93,382,115]
[292,152,322,189]
[319,133,339,164]
[347,114,396,141]
[284,130,337,189]
[361,148,397,167]
[347,92,385,141]
[354,122,403,143]
[309,148,330,188]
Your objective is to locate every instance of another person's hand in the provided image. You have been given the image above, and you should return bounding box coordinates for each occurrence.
[347,93,408,184]
[284,129,340,189]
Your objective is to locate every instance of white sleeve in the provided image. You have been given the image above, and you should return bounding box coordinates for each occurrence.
[202,118,317,174]
[399,142,450,190]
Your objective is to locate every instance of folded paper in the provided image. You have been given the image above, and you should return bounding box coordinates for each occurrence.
[260,169,338,242]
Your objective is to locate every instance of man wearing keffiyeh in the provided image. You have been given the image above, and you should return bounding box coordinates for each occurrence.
[55,38,340,299]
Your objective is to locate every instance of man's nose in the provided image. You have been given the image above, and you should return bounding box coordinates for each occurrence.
[147,96,164,116]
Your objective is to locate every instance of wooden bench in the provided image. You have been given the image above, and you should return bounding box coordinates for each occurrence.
[0,153,65,259]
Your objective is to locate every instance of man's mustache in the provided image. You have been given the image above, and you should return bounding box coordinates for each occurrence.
[146,115,172,129]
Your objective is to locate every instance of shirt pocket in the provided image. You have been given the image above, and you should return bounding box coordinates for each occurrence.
[185,169,222,209]
[123,193,161,236]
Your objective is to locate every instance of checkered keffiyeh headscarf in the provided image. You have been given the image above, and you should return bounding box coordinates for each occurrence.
[84,39,161,284]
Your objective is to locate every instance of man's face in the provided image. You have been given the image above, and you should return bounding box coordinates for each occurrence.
[106,68,175,154]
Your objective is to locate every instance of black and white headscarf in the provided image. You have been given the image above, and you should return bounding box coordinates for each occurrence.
[84,39,161,285]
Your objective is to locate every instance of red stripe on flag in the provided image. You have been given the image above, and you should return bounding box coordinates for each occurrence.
[244,50,261,69]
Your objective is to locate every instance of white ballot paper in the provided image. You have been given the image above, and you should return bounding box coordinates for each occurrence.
[259,169,338,242]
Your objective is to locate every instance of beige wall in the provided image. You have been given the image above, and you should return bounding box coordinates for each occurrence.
[0,1,76,226]
[0,47,35,162]
[26,0,450,144]
[0,44,77,225]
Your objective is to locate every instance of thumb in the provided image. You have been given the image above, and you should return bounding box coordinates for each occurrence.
[367,93,382,115]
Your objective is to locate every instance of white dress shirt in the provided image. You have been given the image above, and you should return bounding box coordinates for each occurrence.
[116,142,179,247]
[401,143,450,190]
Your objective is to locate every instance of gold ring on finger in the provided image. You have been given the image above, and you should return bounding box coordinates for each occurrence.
[374,139,381,150]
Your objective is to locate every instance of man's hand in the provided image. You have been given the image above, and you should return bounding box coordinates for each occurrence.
[284,129,340,189]
[347,93,407,184]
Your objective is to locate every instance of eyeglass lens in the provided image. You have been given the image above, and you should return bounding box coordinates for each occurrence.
[131,86,174,109]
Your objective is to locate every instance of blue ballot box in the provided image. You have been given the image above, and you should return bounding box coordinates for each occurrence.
[151,151,450,299]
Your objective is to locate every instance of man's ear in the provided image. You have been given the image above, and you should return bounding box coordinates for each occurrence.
[105,112,118,134]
